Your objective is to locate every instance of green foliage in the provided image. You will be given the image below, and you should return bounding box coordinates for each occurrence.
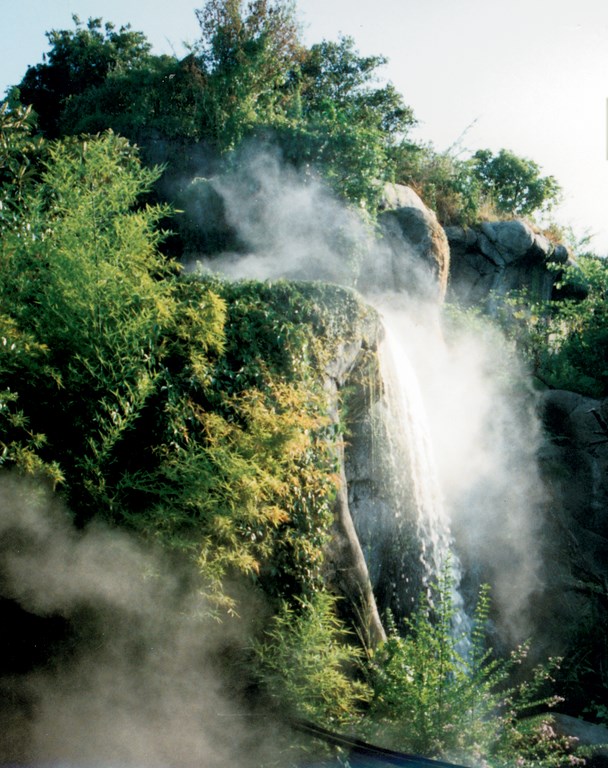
[0,315,64,488]
[163,279,371,604]
[298,36,414,141]
[496,255,608,397]
[365,572,579,767]
[395,143,562,225]
[17,15,152,137]
[470,148,561,218]
[58,55,185,140]
[192,0,302,150]
[29,132,174,353]
[253,591,371,725]
[268,110,388,211]
[116,377,337,610]
[270,34,415,210]
[14,6,417,212]
[0,121,351,618]
[393,142,484,226]
[1,130,176,418]
[0,101,46,229]
[0,129,182,506]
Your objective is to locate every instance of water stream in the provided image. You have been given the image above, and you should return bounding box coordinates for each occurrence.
[375,308,470,640]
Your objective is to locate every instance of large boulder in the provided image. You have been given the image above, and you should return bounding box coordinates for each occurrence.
[539,390,608,582]
[533,389,608,707]
[446,219,571,308]
[321,296,387,647]
[552,714,608,768]
[360,183,450,301]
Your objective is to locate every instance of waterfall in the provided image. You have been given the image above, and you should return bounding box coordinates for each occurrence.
[378,320,451,585]
[370,306,470,640]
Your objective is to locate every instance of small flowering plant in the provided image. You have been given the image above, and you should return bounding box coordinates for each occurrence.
[364,571,587,768]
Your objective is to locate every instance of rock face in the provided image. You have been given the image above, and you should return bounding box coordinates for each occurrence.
[534,389,608,704]
[360,183,450,301]
[322,300,387,647]
[322,290,431,642]
[552,713,608,767]
[446,219,570,308]
[539,390,608,584]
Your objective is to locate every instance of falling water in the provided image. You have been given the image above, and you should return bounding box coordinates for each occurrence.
[379,321,450,582]
[376,309,470,640]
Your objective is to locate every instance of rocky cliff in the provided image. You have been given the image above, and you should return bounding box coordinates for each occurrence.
[446,218,571,308]
[175,171,604,703]
[536,390,608,708]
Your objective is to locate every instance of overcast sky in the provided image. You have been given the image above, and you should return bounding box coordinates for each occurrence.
[2,0,608,253]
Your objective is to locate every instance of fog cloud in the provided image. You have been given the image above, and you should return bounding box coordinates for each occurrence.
[0,477,281,766]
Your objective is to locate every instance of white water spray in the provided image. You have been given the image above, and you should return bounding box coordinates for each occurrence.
[379,321,449,581]
[376,307,470,640]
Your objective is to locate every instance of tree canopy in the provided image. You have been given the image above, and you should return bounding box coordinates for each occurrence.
[18,16,152,137]
[470,147,561,217]
[15,3,416,210]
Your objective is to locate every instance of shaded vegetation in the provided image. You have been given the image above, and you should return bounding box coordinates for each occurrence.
[365,575,576,768]
[496,254,608,398]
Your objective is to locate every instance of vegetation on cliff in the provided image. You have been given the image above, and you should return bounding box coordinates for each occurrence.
[8,3,558,227]
[496,253,608,398]
[0,1,603,765]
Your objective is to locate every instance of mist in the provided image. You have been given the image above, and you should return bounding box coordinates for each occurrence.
[378,298,546,642]
[190,146,377,287]
[0,145,551,761]
[192,147,548,643]
[0,477,282,767]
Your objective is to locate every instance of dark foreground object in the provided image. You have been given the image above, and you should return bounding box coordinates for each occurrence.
[294,720,470,768]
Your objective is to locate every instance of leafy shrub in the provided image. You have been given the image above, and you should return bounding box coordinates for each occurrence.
[253,591,371,726]
[364,572,581,767]
[394,143,562,226]
[470,149,561,218]
[496,255,608,397]
[393,142,485,226]
[17,15,153,138]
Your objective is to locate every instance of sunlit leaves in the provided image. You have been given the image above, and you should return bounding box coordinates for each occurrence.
[366,573,575,767]
[470,148,561,218]
[254,592,371,724]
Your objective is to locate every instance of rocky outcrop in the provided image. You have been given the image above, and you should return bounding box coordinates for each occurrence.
[533,389,608,706]
[322,285,435,643]
[539,390,608,588]
[322,299,387,647]
[360,183,450,301]
[552,713,608,767]
[446,219,571,308]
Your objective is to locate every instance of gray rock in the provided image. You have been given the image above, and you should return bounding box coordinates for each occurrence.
[552,713,608,764]
[322,301,387,647]
[447,218,571,308]
[534,389,608,659]
[361,183,450,301]
[480,219,537,264]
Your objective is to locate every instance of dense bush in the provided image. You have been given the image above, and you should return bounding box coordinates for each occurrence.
[394,142,561,226]
[0,113,350,614]
[364,573,583,768]
[496,254,608,397]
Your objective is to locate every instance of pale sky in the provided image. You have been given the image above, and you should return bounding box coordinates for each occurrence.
[2,0,608,253]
